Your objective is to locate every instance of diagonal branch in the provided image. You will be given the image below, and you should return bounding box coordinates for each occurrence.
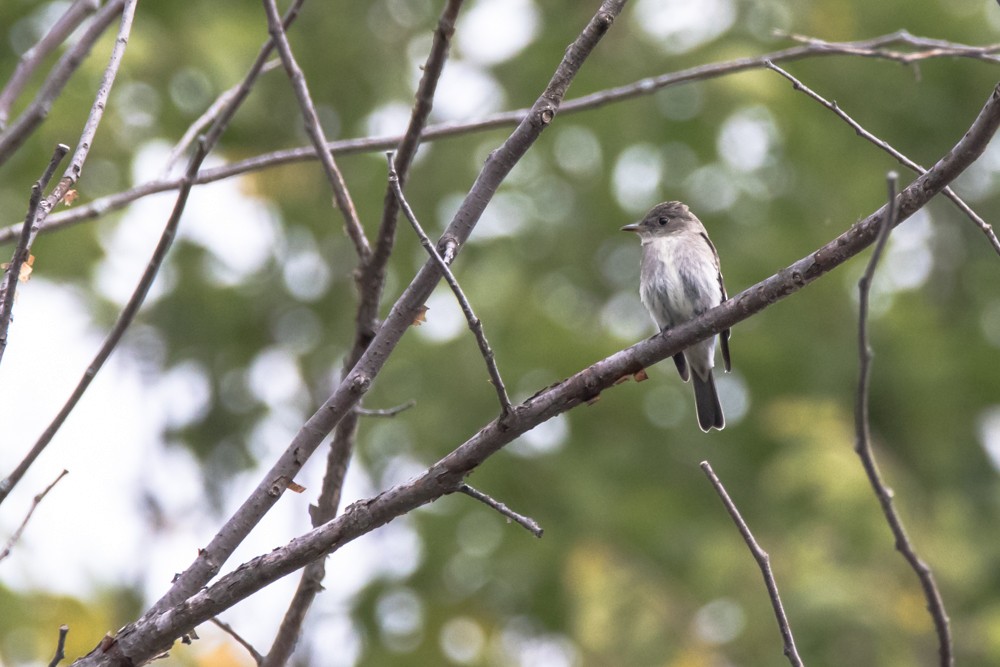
[261,0,370,262]
[387,151,513,415]
[700,461,801,667]
[854,173,953,666]
[72,76,1000,667]
[767,61,1000,256]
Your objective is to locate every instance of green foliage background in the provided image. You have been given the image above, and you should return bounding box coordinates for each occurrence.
[1,0,1000,665]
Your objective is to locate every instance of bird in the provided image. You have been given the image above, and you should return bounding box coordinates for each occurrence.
[621,201,731,432]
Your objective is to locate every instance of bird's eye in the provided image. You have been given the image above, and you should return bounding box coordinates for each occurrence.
[657,217,669,226]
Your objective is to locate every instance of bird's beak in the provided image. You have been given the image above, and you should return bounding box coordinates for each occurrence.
[620,223,640,233]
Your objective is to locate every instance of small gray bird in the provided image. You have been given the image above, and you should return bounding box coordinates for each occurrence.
[621,201,731,432]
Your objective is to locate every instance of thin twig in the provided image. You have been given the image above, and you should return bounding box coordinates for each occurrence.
[0,143,69,367]
[458,484,543,537]
[12,32,1000,246]
[0,469,69,562]
[356,400,417,417]
[700,461,802,667]
[0,139,208,507]
[261,0,370,262]
[766,61,1000,256]
[386,151,514,416]
[855,173,953,666]
[210,618,263,665]
[0,0,126,167]
[47,625,70,667]
[0,0,101,129]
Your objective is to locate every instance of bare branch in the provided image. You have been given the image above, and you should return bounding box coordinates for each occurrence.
[0,0,101,129]
[700,461,802,667]
[0,469,68,562]
[11,31,1000,246]
[458,483,543,537]
[767,61,1000,256]
[70,73,1000,667]
[854,173,953,666]
[0,143,69,367]
[261,0,370,262]
[387,151,513,416]
[0,0,126,167]
[209,618,262,665]
[48,625,70,667]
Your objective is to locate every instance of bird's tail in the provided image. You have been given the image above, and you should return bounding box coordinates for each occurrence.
[692,371,725,432]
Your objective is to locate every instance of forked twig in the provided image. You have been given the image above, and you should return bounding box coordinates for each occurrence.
[855,173,952,666]
[386,151,514,416]
[700,461,802,667]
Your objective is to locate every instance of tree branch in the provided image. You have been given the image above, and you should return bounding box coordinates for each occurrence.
[700,461,801,667]
[854,173,953,665]
[261,0,370,262]
[9,32,1000,246]
[387,151,513,415]
[70,76,1000,667]
[0,143,68,368]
